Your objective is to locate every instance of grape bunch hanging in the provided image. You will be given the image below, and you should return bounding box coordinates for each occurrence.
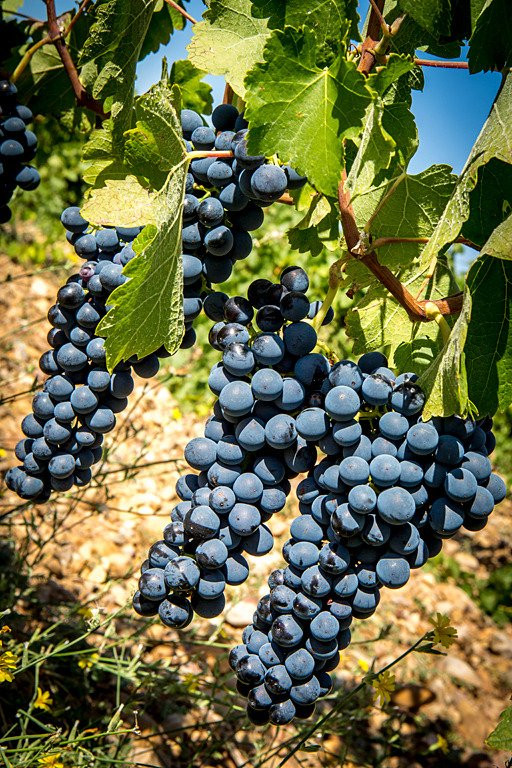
[0,80,39,224]
[4,98,507,729]
[6,103,305,501]
[134,267,506,726]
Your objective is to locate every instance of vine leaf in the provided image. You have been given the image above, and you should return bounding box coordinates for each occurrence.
[346,57,417,198]
[419,288,471,420]
[251,0,360,49]
[96,161,187,369]
[468,0,512,74]
[81,177,155,228]
[349,165,457,278]
[82,120,129,188]
[244,27,372,198]
[139,0,186,60]
[12,12,91,116]
[486,704,512,750]
[187,0,269,98]
[418,74,512,272]
[288,194,339,257]
[80,0,156,144]
[93,82,188,368]
[345,259,455,362]
[125,82,188,189]
[461,158,512,247]
[465,253,512,416]
[170,60,213,115]
[395,0,451,35]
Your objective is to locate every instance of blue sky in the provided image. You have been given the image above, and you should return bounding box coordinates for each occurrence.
[21,0,502,175]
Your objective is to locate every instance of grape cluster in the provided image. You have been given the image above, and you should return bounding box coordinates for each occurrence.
[133,266,336,626]
[229,359,506,725]
[181,103,305,340]
[6,102,305,500]
[0,80,39,224]
[5,224,164,502]
[131,266,505,726]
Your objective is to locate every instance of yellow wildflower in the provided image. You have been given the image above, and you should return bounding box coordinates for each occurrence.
[371,670,396,705]
[0,650,18,683]
[0,625,10,634]
[38,753,64,768]
[34,687,54,711]
[430,613,458,648]
[171,407,182,420]
[358,658,369,673]
[429,734,449,754]
[78,652,99,669]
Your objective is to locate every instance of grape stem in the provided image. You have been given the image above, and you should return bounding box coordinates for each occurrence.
[187,150,234,159]
[44,0,107,118]
[424,301,452,344]
[338,173,463,320]
[163,0,198,24]
[313,258,345,331]
[11,0,93,84]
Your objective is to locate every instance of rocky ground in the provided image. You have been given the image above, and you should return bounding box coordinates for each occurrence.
[0,254,511,768]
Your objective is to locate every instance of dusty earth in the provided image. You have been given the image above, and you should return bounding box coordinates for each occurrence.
[0,253,511,768]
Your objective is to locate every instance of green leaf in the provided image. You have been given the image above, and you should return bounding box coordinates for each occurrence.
[394,338,440,374]
[2,0,23,13]
[82,120,129,188]
[93,81,188,368]
[419,288,472,419]
[345,259,455,362]
[124,82,188,189]
[139,1,186,60]
[81,177,156,228]
[396,0,451,35]
[170,60,213,115]
[462,158,512,247]
[465,254,512,415]
[80,0,156,145]
[418,74,512,273]
[345,102,397,198]
[415,642,446,655]
[350,165,457,276]
[13,13,91,116]
[468,0,512,74]
[486,705,512,750]
[244,27,372,198]
[251,0,360,50]
[187,0,270,97]
[96,162,187,369]
[287,194,339,257]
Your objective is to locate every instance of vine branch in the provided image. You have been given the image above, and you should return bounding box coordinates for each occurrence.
[163,0,198,24]
[345,1,464,321]
[45,0,107,119]
[414,58,469,69]
[358,0,386,74]
[337,172,463,320]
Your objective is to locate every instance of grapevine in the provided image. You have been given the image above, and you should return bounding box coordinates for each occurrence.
[2,0,512,757]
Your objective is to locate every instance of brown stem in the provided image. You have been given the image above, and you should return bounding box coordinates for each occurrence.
[163,0,198,24]
[338,172,462,320]
[45,0,107,119]
[223,83,234,105]
[368,0,388,33]
[63,0,91,37]
[277,192,294,206]
[358,0,386,74]
[414,58,469,69]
